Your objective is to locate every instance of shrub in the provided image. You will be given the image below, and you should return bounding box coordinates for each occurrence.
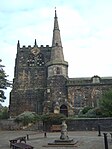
[41,113,66,125]
[14,111,40,126]
[81,106,93,114]
[78,107,93,118]
[0,107,9,119]
[85,107,103,118]
[78,107,103,118]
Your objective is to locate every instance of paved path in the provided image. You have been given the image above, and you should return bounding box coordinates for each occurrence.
[0,131,112,149]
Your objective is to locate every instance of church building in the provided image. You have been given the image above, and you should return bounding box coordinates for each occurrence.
[9,10,112,117]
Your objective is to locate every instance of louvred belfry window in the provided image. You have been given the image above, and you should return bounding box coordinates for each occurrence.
[36,53,45,66]
[27,54,35,67]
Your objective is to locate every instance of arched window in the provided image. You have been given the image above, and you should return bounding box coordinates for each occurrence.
[74,93,85,107]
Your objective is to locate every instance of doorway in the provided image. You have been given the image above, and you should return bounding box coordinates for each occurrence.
[60,104,68,116]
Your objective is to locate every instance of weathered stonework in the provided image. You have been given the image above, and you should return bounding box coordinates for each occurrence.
[9,10,112,117]
[67,78,112,114]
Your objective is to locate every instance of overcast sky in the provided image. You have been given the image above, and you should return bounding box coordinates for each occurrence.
[1,0,112,106]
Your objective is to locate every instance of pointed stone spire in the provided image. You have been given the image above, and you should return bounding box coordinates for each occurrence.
[34,39,37,46]
[52,8,62,47]
[50,9,64,62]
[17,40,20,49]
[46,9,68,78]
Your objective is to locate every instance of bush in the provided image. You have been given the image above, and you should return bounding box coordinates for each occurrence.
[78,107,93,118]
[14,111,40,126]
[78,107,103,118]
[81,106,93,114]
[85,108,96,118]
[0,107,9,119]
[85,107,103,118]
[41,113,66,125]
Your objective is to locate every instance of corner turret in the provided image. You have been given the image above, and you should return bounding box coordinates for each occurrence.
[17,40,20,49]
[34,39,37,47]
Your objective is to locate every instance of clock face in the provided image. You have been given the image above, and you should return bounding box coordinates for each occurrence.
[31,47,40,55]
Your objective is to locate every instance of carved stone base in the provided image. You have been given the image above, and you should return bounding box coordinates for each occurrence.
[47,139,78,147]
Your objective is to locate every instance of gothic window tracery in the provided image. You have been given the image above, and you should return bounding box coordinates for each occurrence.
[27,53,45,67]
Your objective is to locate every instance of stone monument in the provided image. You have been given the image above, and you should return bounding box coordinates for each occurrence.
[47,120,77,147]
[60,120,69,140]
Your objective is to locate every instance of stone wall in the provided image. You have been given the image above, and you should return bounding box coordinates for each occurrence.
[67,84,112,114]
[0,118,112,131]
[67,118,112,131]
[0,119,43,131]
[0,119,21,130]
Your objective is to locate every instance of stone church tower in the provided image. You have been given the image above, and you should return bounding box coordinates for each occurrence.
[9,10,73,117]
[44,10,70,116]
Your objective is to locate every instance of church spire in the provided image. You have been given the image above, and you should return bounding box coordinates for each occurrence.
[46,9,68,78]
[50,9,64,62]
[52,8,62,47]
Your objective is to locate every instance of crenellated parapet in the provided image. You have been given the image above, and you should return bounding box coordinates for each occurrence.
[17,40,51,51]
[15,40,52,69]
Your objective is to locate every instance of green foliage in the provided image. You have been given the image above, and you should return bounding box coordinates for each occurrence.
[14,111,40,126]
[41,113,66,125]
[78,107,103,118]
[99,90,112,117]
[0,59,11,102]
[0,106,9,119]
[78,107,93,118]
[85,107,102,118]
[81,106,93,114]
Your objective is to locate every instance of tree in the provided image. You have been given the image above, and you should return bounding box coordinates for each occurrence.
[99,90,112,117]
[0,59,11,102]
[0,106,9,119]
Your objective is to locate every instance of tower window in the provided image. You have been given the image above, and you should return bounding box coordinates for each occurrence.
[56,43,58,46]
[36,53,45,66]
[56,67,60,74]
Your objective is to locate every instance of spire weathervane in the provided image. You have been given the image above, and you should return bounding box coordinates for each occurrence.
[55,7,57,18]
